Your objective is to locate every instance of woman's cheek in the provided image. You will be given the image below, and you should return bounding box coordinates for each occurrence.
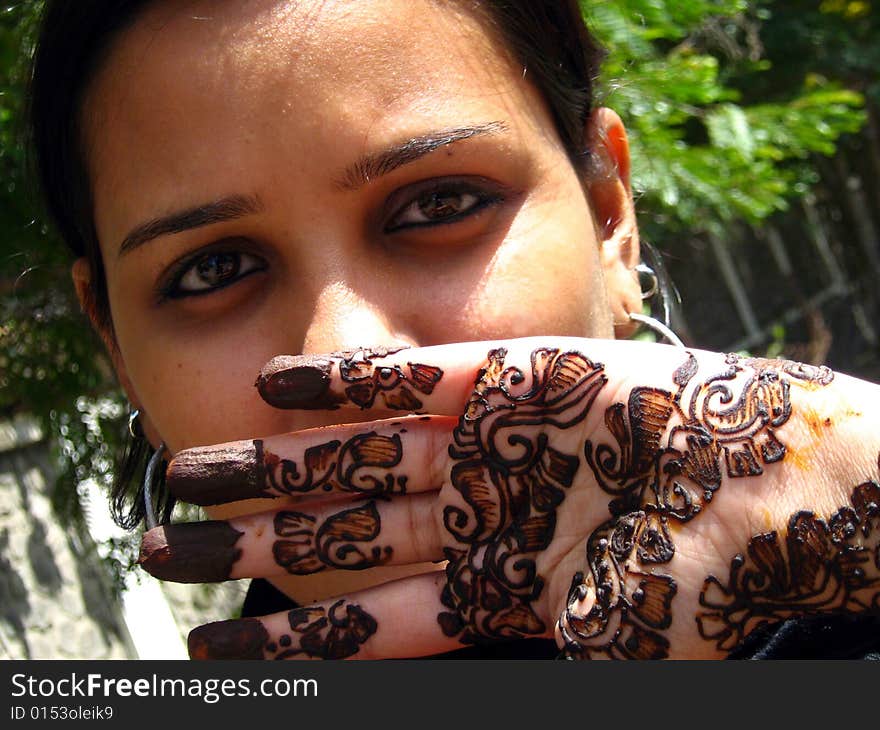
[458,230,603,340]
[131,321,281,453]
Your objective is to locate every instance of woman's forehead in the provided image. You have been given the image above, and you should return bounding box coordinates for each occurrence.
[87,0,515,127]
[83,0,553,250]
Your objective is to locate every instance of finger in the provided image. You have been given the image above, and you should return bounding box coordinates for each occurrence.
[187,571,491,660]
[255,337,611,417]
[166,414,456,506]
[139,493,442,583]
[255,338,710,431]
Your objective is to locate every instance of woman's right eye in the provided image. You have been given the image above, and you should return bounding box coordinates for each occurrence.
[158,248,267,301]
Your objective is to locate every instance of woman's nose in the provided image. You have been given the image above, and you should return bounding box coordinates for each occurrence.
[300,281,418,355]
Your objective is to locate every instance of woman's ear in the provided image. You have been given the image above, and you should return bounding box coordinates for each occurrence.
[72,257,115,352]
[585,107,642,339]
[71,258,142,416]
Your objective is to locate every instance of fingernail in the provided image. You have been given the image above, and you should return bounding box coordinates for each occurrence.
[167,441,266,505]
[188,619,269,660]
[256,355,344,409]
[139,521,244,583]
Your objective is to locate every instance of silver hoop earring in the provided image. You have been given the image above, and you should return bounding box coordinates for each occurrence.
[634,263,658,301]
[627,259,685,347]
[128,408,144,439]
[144,442,167,530]
[628,312,686,348]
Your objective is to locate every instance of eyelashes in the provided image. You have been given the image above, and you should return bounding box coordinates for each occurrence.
[382,177,506,232]
[156,245,268,302]
[155,177,506,302]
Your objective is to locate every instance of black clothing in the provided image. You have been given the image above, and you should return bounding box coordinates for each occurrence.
[241,578,880,660]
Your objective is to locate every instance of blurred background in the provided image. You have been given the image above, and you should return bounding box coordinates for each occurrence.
[0,0,877,658]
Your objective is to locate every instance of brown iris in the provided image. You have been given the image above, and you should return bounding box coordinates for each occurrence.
[196,252,240,286]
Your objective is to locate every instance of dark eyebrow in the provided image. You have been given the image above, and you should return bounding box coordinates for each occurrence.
[118,194,264,257]
[336,121,509,190]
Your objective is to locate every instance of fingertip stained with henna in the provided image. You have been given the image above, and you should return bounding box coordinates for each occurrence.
[188,619,269,660]
[167,441,267,505]
[256,355,343,410]
[138,521,244,583]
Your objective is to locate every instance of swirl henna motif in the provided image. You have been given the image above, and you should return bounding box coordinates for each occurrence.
[272,501,393,575]
[560,353,834,659]
[438,347,608,644]
[256,431,408,497]
[557,513,677,659]
[697,470,880,651]
[584,353,830,519]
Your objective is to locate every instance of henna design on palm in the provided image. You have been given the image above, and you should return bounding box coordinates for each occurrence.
[560,353,834,659]
[586,353,829,518]
[438,347,607,644]
[697,469,880,651]
[557,512,677,659]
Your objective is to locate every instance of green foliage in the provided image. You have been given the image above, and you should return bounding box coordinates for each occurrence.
[0,1,123,530]
[581,0,867,237]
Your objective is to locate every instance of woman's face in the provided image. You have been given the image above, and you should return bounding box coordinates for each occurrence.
[82,0,638,464]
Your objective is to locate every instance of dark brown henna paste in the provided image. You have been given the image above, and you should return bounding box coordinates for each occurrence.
[139,521,244,583]
[167,442,268,505]
[266,599,378,660]
[256,355,344,409]
[438,347,607,644]
[272,501,392,575]
[190,602,378,661]
[256,347,442,411]
[562,352,834,659]
[697,472,880,652]
[169,430,409,505]
[188,618,270,660]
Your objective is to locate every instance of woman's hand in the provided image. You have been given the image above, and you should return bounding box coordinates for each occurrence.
[138,337,880,659]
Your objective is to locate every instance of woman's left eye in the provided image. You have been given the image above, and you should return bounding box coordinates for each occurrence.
[384,181,503,232]
[159,248,267,301]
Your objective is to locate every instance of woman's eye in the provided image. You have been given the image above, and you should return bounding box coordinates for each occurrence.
[161,249,266,300]
[385,183,502,232]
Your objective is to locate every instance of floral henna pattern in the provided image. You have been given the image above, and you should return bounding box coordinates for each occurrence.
[256,431,408,497]
[265,600,378,660]
[272,501,393,575]
[697,467,880,652]
[560,353,834,659]
[438,347,608,644]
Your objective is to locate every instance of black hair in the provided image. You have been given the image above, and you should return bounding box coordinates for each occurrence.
[27,0,605,528]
